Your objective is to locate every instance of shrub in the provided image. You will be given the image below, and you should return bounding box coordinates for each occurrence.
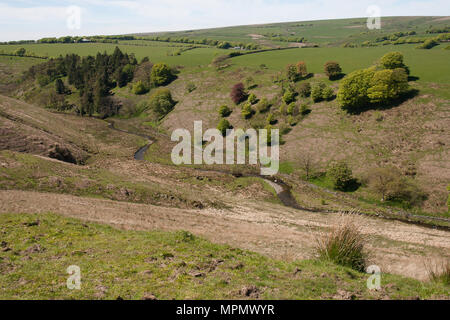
[286,64,298,82]
[417,39,439,49]
[14,47,26,56]
[217,119,231,136]
[297,82,311,97]
[311,82,326,102]
[241,102,254,119]
[287,115,297,126]
[151,62,174,87]
[296,61,308,78]
[266,113,277,125]
[380,51,409,74]
[337,68,375,112]
[148,88,175,117]
[132,81,148,95]
[327,161,355,191]
[367,68,409,105]
[287,103,298,116]
[324,61,342,80]
[300,103,310,115]
[322,86,334,101]
[218,105,232,117]
[283,90,295,104]
[257,97,270,113]
[316,216,367,272]
[248,93,257,105]
[230,83,247,104]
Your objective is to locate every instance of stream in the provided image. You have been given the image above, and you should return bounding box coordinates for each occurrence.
[106,120,450,231]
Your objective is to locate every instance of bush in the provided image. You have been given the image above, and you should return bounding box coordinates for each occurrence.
[230,83,247,104]
[380,51,409,74]
[257,97,270,113]
[337,68,375,112]
[283,90,296,104]
[417,39,439,49]
[367,68,409,105]
[241,102,254,119]
[286,64,298,82]
[218,105,232,117]
[324,61,342,80]
[327,161,355,191]
[248,93,257,105]
[322,87,334,101]
[14,47,26,56]
[297,82,311,97]
[296,61,308,78]
[151,62,174,87]
[217,119,231,136]
[132,81,148,95]
[316,217,367,272]
[287,103,298,116]
[300,103,310,115]
[311,82,326,102]
[148,88,176,118]
[266,113,277,125]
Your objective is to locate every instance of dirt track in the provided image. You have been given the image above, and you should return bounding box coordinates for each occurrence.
[1,190,448,280]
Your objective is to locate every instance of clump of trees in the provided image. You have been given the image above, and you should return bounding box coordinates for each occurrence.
[230,83,247,104]
[286,61,308,82]
[311,82,334,102]
[25,47,139,117]
[367,167,426,208]
[150,62,175,87]
[324,61,343,80]
[148,88,176,118]
[337,52,410,113]
[417,39,439,49]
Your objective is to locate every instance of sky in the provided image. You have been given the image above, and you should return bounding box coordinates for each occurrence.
[0,0,449,41]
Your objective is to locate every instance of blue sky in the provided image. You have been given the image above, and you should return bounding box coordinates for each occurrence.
[0,0,449,41]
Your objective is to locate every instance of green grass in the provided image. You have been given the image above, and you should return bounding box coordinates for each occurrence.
[231,45,450,83]
[144,16,450,46]
[0,213,448,300]
[0,43,224,67]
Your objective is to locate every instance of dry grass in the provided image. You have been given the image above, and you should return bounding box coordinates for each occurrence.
[425,259,450,286]
[316,214,368,272]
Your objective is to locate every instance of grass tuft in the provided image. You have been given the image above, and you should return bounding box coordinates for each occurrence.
[425,259,450,286]
[316,215,368,272]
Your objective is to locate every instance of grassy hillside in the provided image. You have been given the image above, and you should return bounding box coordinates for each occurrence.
[0,212,447,300]
[140,16,450,45]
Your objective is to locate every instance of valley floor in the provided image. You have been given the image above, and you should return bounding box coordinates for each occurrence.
[1,189,448,281]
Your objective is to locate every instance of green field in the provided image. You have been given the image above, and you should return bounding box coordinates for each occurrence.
[140,16,450,45]
[0,43,224,67]
[1,213,447,300]
[231,45,450,83]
